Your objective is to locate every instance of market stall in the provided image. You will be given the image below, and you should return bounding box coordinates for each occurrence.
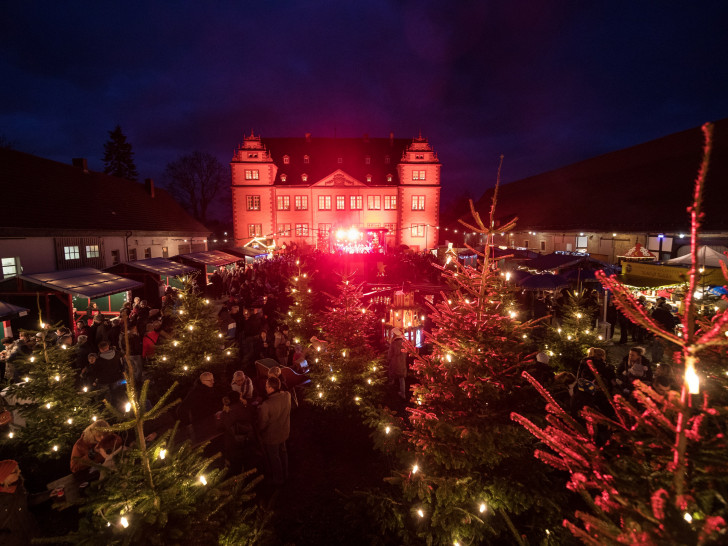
[105,258,197,307]
[173,250,242,287]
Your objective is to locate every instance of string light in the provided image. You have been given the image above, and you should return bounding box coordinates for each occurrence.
[479,502,487,513]
[125,402,132,412]
[385,426,391,435]
[685,356,700,394]
[684,512,693,523]
[199,475,207,486]
[417,508,425,518]
[8,432,14,438]
[412,464,419,474]
[45,403,51,409]
[120,516,129,528]
[52,445,59,452]
[159,449,167,460]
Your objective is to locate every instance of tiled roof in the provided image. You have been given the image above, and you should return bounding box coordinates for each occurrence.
[1,148,210,234]
[253,136,413,186]
[472,119,728,232]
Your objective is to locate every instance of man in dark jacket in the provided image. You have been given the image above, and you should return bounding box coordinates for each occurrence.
[176,372,222,429]
[651,298,679,333]
[258,377,291,485]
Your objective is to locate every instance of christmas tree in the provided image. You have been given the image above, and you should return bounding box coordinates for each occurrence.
[150,275,236,389]
[287,259,319,346]
[103,125,139,181]
[365,161,570,545]
[513,122,728,544]
[306,274,385,412]
[0,327,103,458]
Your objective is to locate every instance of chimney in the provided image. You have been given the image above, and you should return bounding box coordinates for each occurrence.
[389,132,394,145]
[72,158,88,173]
[145,178,155,198]
[305,132,312,143]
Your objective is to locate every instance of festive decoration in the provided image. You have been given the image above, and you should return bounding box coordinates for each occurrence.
[287,260,319,345]
[513,122,728,544]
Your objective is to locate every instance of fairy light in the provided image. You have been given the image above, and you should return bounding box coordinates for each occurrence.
[479,502,487,513]
[54,375,61,382]
[45,402,51,409]
[411,464,419,474]
[354,396,360,402]
[92,416,97,422]
[576,313,582,319]
[318,392,323,398]
[385,426,391,435]
[685,356,700,394]
[24,376,30,382]
[30,356,35,363]
[8,432,14,438]
[52,445,59,452]
[205,299,210,305]
[159,449,167,460]
[162,356,167,361]
[367,378,372,385]
[205,356,211,361]
[188,325,194,331]
[509,311,516,318]
[446,353,452,362]
[226,350,231,355]
[120,516,129,528]
[83,386,88,392]
[417,508,424,518]
[125,402,132,412]
[199,475,207,486]
[67,418,73,424]
[218,333,223,338]
[330,375,336,382]
[684,512,693,523]
[183,366,189,371]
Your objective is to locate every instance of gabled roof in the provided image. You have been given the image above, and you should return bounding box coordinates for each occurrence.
[251,135,413,186]
[472,118,728,232]
[1,148,210,235]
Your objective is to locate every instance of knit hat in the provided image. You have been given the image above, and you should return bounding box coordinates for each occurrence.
[0,459,19,493]
[391,328,403,338]
[536,352,550,364]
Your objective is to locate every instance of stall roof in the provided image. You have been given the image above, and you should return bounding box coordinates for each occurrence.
[176,250,241,266]
[116,258,196,277]
[526,252,609,272]
[225,247,268,259]
[0,301,29,321]
[619,275,687,289]
[21,268,143,299]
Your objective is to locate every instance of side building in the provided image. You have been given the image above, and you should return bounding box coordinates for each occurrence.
[230,132,441,251]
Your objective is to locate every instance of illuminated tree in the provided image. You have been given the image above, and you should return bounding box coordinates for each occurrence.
[103,125,139,180]
[513,123,728,544]
[0,327,102,458]
[287,259,319,345]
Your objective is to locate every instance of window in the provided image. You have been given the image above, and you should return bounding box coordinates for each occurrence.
[384,195,397,210]
[337,157,343,164]
[244,169,259,180]
[277,195,290,210]
[248,224,262,237]
[367,223,381,228]
[280,174,287,182]
[386,174,393,182]
[302,173,308,182]
[277,223,291,236]
[295,223,309,236]
[144,247,152,259]
[318,223,331,236]
[576,236,588,248]
[384,223,396,237]
[366,174,372,183]
[336,195,346,210]
[411,195,425,210]
[523,240,529,249]
[367,195,381,210]
[365,157,371,165]
[1,257,18,277]
[350,195,363,210]
[162,247,169,258]
[294,195,308,210]
[283,155,290,164]
[412,170,426,181]
[247,152,258,158]
[111,250,120,265]
[304,155,310,164]
[540,241,546,251]
[385,155,390,164]
[415,154,424,159]
[85,245,100,258]
[129,248,137,261]
[246,195,260,210]
[318,195,331,210]
[64,245,80,260]
[411,224,425,237]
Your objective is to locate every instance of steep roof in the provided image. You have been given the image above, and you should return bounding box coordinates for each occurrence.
[471,119,728,232]
[1,148,210,235]
[255,135,414,186]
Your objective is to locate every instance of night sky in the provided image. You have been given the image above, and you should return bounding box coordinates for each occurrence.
[2,2,727,215]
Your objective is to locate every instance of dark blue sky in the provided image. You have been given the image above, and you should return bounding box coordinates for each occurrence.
[2,1,727,213]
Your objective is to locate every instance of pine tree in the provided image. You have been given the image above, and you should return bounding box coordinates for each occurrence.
[0,327,103,457]
[306,274,385,412]
[287,259,319,345]
[364,164,570,545]
[149,276,236,390]
[513,123,728,544]
[103,125,139,180]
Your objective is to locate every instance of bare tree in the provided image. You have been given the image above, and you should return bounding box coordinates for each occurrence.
[162,151,228,224]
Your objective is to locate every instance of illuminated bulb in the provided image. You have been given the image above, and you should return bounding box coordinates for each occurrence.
[183,366,189,371]
[24,377,30,382]
[361,308,366,314]
[584,330,590,335]
[159,449,167,460]
[178,309,184,315]
[107,523,111,527]
[303,273,307,278]
[567,335,573,341]
[54,375,61,382]
[381,318,385,323]
[448,300,452,304]
[420,315,425,321]
[125,402,132,412]
[53,445,59,452]
[67,418,73,424]
[162,356,167,361]
[226,351,231,355]
[307,289,311,293]
[317,346,321,352]
[557,328,562,334]
[417,509,424,518]
[479,503,486,513]
[83,386,88,392]
[92,416,97,421]
[342,351,347,357]
[598,335,603,340]
[315,358,319,363]
[354,396,360,402]
[684,512,693,523]
[206,356,211,361]
[296,318,301,323]
[199,475,207,486]
[372,366,377,371]
[522,334,527,339]
[45,403,51,409]
[509,311,516,318]
[218,333,223,338]
[505,272,511,281]
[294,338,299,344]
[318,392,323,398]
[330,375,336,382]
[367,378,372,385]
[412,464,419,474]
[446,354,452,362]
[30,356,35,363]
[685,356,700,394]
[120,516,129,528]
[205,299,209,304]
[576,313,582,319]
[188,325,194,331]
[61,344,67,350]
[385,426,391,435]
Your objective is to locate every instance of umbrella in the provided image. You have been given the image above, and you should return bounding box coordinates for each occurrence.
[0,301,29,321]
[520,273,570,291]
[563,269,598,282]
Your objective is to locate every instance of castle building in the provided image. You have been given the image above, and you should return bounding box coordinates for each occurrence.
[230,132,441,252]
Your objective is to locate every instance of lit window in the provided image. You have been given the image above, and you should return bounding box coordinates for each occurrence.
[294,195,308,210]
[366,174,372,183]
[367,195,381,210]
[248,224,262,237]
[384,195,397,210]
[64,246,80,260]
[246,195,261,210]
[336,196,346,210]
[295,223,309,236]
[283,155,290,164]
[384,223,396,237]
[576,236,588,248]
[277,195,290,211]
[386,174,393,183]
[411,224,425,237]
[1,257,18,277]
[411,195,425,210]
[304,155,309,164]
[129,248,137,261]
[350,195,363,210]
[412,170,426,181]
[245,169,259,180]
[318,195,331,210]
[85,245,100,258]
[318,223,331,236]
[277,223,291,236]
[302,173,308,182]
[280,174,287,182]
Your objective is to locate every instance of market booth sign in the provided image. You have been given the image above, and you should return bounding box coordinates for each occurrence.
[621,260,725,286]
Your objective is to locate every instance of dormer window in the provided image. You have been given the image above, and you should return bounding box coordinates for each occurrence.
[302,173,308,182]
[283,155,290,164]
[415,154,424,160]
[248,152,258,158]
[365,157,371,165]
[366,174,372,183]
[337,157,343,164]
[280,174,287,182]
[304,155,310,164]
[387,174,393,183]
[385,156,390,164]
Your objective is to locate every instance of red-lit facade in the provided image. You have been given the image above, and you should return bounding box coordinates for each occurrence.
[231,133,441,251]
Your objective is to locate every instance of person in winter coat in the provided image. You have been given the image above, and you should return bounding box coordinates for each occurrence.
[0,460,35,546]
[258,376,291,485]
[387,328,407,399]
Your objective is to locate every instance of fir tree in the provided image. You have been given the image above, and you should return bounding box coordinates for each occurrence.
[103,125,139,180]
[513,122,728,544]
[286,259,319,345]
[1,327,103,457]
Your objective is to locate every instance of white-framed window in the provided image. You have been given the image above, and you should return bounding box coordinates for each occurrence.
[350,195,363,210]
[295,195,308,210]
[412,170,426,181]
[277,195,290,210]
[85,245,100,258]
[384,223,396,237]
[318,195,332,210]
[129,248,137,261]
[384,195,397,210]
[64,245,80,260]
[248,224,262,237]
[302,173,308,182]
[386,174,393,182]
[1,257,18,277]
[295,223,309,236]
[246,195,260,210]
[411,195,425,210]
[336,196,346,210]
[280,174,287,182]
[244,169,259,180]
[283,155,290,164]
[318,223,331,236]
[366,174,372,183]
[277,223,291,236]
[367,195,381,210]
[410,224,425,237]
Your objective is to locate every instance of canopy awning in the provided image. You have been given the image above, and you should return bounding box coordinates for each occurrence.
[0,301,29,321]
[619,275,687,289]
[176,250,241,267]
[20,268,143,299]
[115,258,196,277]
[665,246,728,268]
[225,246,268,259]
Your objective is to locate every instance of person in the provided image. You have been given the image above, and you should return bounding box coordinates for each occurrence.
[387,328,407,399]
[258,376,291,485]
[577,347,615,392]
[176,372,222,442]
[527,351,555,385]
[70,420,122,480]
[652,297,679,333]
[0,338,22,383]
[253,329,275,361]
[229,370,255,403]
[616,346,653,393]
[0,459,35,545]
